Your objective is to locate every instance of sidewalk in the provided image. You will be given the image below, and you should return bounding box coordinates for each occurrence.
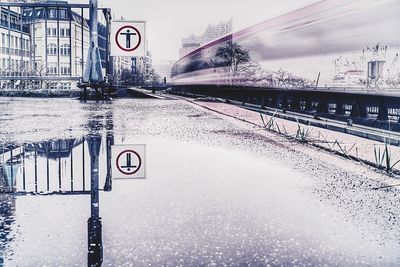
[179,95,400,176]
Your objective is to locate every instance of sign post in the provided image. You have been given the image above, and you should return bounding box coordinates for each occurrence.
[111,21,146,57]
[112,144,146,179]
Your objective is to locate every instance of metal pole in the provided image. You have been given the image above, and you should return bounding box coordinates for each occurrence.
[82,137,86,191]
[22,146,26,191]
[7,6,11,77]
[34,150,38,193]
[69,8,72,77]
[103,9,111,78]
[45,7,48,74]
[87,134,103,266]
[57,7,60,76]
[104,111,114,191]
[58,139,62,191]
[20,7,23,76]
[32,7,36,74]
[10,148,13,191]
[28,12,32,79]
[70,143,74,191]
[83,0,104,84]
[47,153,50,191]
[89,0,99,50]
[81,8,84,76]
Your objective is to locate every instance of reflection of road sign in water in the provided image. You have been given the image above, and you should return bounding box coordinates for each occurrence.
[112,145,146,179]
[111,21,146,57]
[116,150,141,175]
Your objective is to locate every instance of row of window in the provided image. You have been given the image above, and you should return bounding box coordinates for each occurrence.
[23,8,69,20]
[46,28,71,38]
[1,58,74,75]
[47,44,70,56]
[47,63,71,75]
[1,58,30,70]
[0,47,30,57]
[0,13,20,26]
[0,33,30,50]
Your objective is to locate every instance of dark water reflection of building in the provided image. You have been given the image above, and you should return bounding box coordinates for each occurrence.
[0,136,112,194]
[0,109,114,266]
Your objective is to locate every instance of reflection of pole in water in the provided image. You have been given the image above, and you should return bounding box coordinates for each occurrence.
[87,135,103,266]
[0,194,16,265]
[104,111,114,192]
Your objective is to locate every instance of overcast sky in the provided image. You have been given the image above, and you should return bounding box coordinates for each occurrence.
[73,0,321,64]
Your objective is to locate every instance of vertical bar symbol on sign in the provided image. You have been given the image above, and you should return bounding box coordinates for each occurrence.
[112,145,146,179]
[117,150,141,175]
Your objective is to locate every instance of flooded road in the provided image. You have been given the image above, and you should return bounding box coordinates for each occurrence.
[0,97,399,266]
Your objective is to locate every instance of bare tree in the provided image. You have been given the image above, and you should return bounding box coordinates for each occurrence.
[211,42,313,88]
[273,69,313,89]
[31,64,49,90]
[211,42,266,86]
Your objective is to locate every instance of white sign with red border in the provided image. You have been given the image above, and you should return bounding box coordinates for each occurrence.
[111,20,146,57]
[112,144,146,179]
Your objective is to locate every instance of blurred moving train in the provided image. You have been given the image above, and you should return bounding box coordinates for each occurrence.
[171,0,400,90]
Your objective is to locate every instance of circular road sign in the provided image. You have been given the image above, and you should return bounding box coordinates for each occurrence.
[115,25,142,52]
[116,149,142,175]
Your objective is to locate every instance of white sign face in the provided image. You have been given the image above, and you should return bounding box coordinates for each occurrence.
[111,20,146,57]
[112,144,146,179]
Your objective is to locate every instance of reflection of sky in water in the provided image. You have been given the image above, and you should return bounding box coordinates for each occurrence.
[0,98,399,265]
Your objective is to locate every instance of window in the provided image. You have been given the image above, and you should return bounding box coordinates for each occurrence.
[49,9,57,19]
[47,43,57,55]
[47,28,57,37]
[60,29,65,37]
[60,65,70,75]
[60,44,70,56]
[47,63,57,75]
[59,9,67,19]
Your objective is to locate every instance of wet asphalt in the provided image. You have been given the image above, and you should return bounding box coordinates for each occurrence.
[0,97,399,266]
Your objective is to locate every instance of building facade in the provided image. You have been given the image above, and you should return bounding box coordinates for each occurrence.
[153,60,175,83]
[0,7,31,80]
[0,0,132,89]
[179,19,232,58]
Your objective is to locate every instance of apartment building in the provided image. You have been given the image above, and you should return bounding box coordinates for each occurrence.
[0,7,31,77]
[0,0,132,89]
